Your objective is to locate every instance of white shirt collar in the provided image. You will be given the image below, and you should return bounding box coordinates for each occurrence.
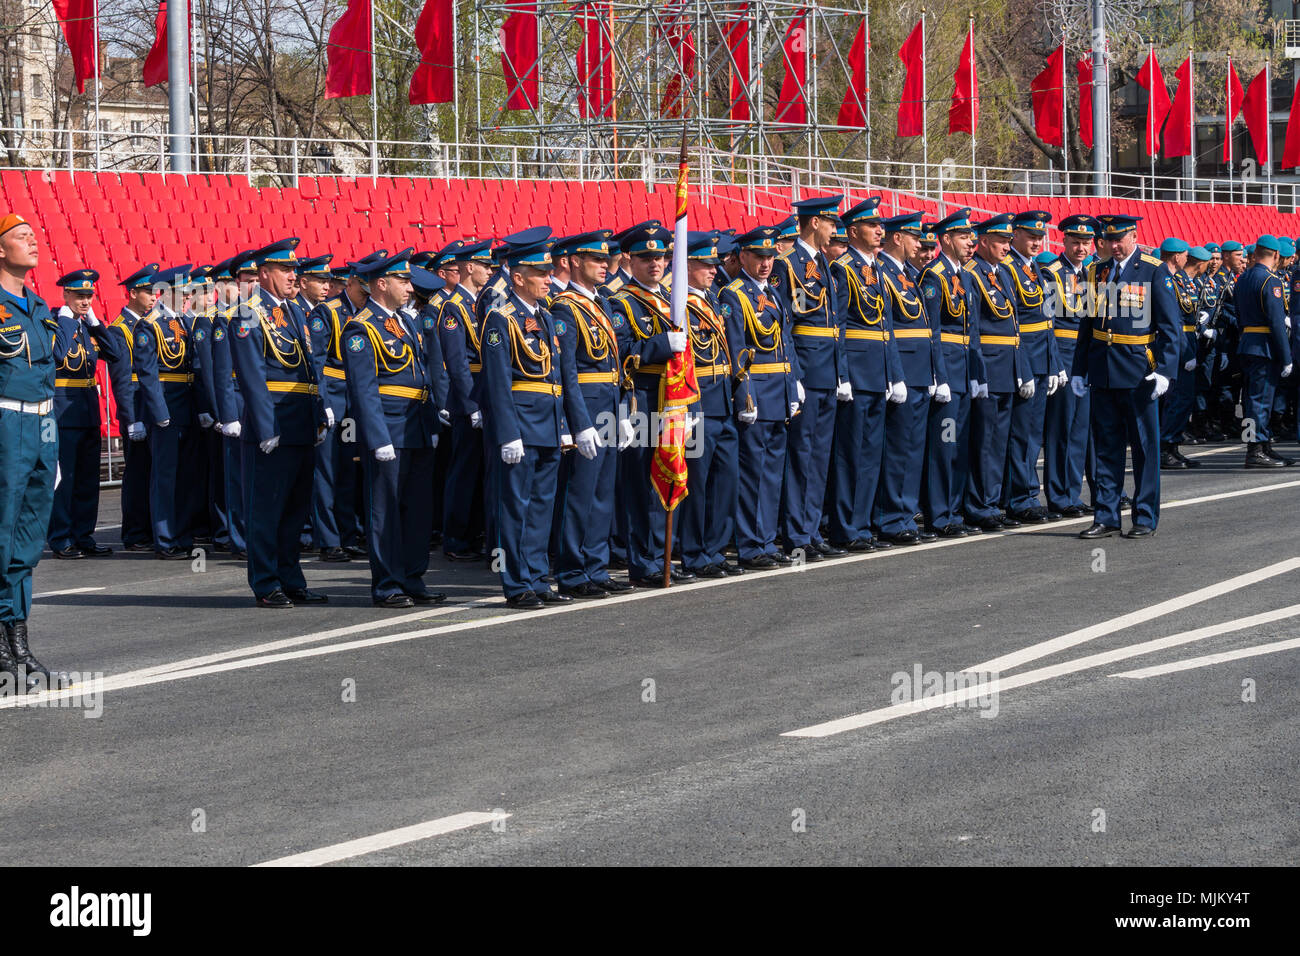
[796,237,820,260]
[259,286,284,309]
[632,277,662,295]
[880,251,904,271]
[455,283,477,303]
[567,280,597,301]
[741,269,772,294]
[517,296,538,316]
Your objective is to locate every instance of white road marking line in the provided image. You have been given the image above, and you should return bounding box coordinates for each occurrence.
[252,811,509,867]
[1185,443,1245,458]
[962,557,1300,676]
[33,587,107,599]
[1110,637,1300,679]
[12,475,1300,710]
[783,604,1300,738]
[95,524,122,531]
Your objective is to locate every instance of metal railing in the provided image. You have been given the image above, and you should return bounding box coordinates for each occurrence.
[2,124,1297,213]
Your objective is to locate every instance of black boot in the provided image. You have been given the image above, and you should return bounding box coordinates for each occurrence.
[1171,443,1201,468]
[6,621,48,686]
[1160,444,1187,470]
[0,624,26,693]
[1264,441,1297,466]
[1245,442,1284,468]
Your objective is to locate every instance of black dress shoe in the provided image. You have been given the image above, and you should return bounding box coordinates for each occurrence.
[719,561,746,575]
[230,550,248,560]
[814,541,846,557]
[537,588,573,603]
[881,530,920,546]
[998,515,1022,528]
[124,541,154,552]
[869,536,893,549]
[629,576,669,589]
[80,543,113,557]
[739,555,777,570]
[506,590,544,609]
[935,525,967,538]
[693,564,727,579]
[1172,446,1202,468]
[959,523,983,535]
[1079,504,1095,515]
[671,567,697,582]
[1245,442,1285,468]
[1045,510,1063,521]
[444,549,480,562]
[1058,505,1084,518]
[320,547,350,562]
[345,544,368,558]
[1264,441,1298,466]
[609,556,629,570]
[971,516,1003,532]
[790,546,824,562]
[1125,524,1156,538]
[766,551,792,565]
[374,594,415,609]
[560,582,610,598]
[286,588,329,604]
[257,590,294,609]
[1160,448,1188,470]
[1078,523,1121,539]
[51,546,84,559]
[843,538,874,552]
[156,546,192,560]
[596,578,635,593]
[918,530,938,542]
[1007,509,1047,524]
[407,589,447,605]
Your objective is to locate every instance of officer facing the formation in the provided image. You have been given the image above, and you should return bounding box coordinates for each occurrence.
[1040,215,1096,517]
[481,230,582,609]
[47,270,123,558]
[770,195,842,560]
[1072,215,1180,538]
[230,238,329,607]
[918,207,983,537]
[0,212,58,691]
[343,252,447,608]
[718,225,801,569]
[1235,234,1295,468]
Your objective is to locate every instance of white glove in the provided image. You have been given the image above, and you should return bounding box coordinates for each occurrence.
[469,409,483,429]
[1287,316,1293,331]
[738,407,758,425]
[501,438,525,464]
[977,382,990,399]
[85,314,100,327]
[128,422,146,441]
[438,408,451,426]
[796,380,805,403]
[325,407,335,428]
[788,402,800,417]
[1057,370,1068,386]
[1184,357,1197,372]
[887,381,907,404]
[1196,311,1209,325]
[223,421,242,439]
[1070,377,1087,398]
[314,426,327,447]
[969,379,980,395]
[374,443,396,462]
[836,380,853,402]
[198,413,214,429]
[1284,364,1294,378]
[934,383,951,404]
[1145,372,1170,397]
[259,435,280,454]
[576,426,599,460]
[1017,378,1035,399]
[1203,327,1217,341]
[927,383,936,397]
[561,432,572,446]
[430,433,439,448]
[1046,374,1059,396]
[666,330,687,353]
[618,417,635,449]
[1219,353,1229,370]
[157,418,170,428]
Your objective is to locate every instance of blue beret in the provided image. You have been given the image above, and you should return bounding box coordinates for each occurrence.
[1159,237,1189,255]
[1187,246,1212,263]
[1254,234,1280,253]
[1203,242,1221,254]
[1219,240,1243,253]
[1281,239,1297,258]
[1034,251,1058,266]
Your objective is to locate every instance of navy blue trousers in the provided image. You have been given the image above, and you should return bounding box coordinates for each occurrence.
[1005,373,1048,511]
[557,439,618,586]
[48,426,101,551]
[494,444,560,598]
[966,391,1015,520]
[222,435,246,553]
[1160,366,1197,445]
[875,388,929,535]
[827,390,887,545]
[1043,386,1093,511]
[922,391,971,531]
[362,446,434,600]
[0,408,56,623]
[310,424,358,550]
[782,386,836,548]
[149,420,192,551]
[203,427,229,547]
[443,414,485,555]
[1239,356,1279,442]
[679,415,738,570]
[1091,383,1161,528]
[241,441,313,598]
[736,420,786,559]
[121,433,152,546]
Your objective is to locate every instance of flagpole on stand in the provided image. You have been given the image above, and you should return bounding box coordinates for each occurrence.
[1148,40,1155,185]
[664,122,689,589]
[1266,57,1273,201]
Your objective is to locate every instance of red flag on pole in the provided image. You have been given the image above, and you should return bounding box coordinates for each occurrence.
[409,0,455,104]
[1163,56,1193,158]
[726,6,750,121]
[659,6,696,117]
[837,20,868,128]
[1077,57,1094,149]
[143,2,169,87]
[1282,76,1300,170]
[775,8,808,123]
[53,0,98,94]
[575,3,614,118]
[1135,49,1171,156]
[897,19,924,137]
[1223,59,1245,163]
[948,22,978,135]
[500,1,538,110]
[1030,44,1065,147]
[325,0,373,98]
[1242,66,1271,165]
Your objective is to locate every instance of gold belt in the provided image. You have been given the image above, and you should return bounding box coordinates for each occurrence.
[695,363,732,378]
[158,372,194,383]
[1020,320,1051,333]
[637,364,666,375]
[893,328,931,339]
[939,332,970,345]
[844,329,887,341]
[55,378,95,388]
[266,381,318,395]
[322,366,346,380]
[576,371,618,384]
[1092,329,1155,345]
[1054,329,1078,340]
[982,334,1019,346]
[511,381,562,396]
[377,384,428,400]
[1241,325,1271,335]
[1182,324,1196,333]
[131,373,138,382]
[750,361,791,374]
[793,325,838,337]
[469,362,482,373]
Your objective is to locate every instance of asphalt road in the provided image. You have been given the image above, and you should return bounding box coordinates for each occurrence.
[3,439,1298,866]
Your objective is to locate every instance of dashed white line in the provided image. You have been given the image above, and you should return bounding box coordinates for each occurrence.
[253,810,510,867]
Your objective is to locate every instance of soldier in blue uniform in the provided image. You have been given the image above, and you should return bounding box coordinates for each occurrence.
[342,252,447,608]
[134,264,197,559]
[548,231,633,595]
[481,231,584,608]
[718,226,802,569]
[965,214,1031,531]
[918,208,984,537]
[47,269,124,558]
[874,212,941,545]
[437,239,494,561]
[1234,234,1295,468]
[114,263,159,551]
[211,252,254,559]
[1040,215,1097,517]
[1071,214,1181,537]
[1188,242,1226,442]
[770,195,843,560]
[230,238,329,607]
[676,232,751,578]
[1209,239,1246,438]
[775,216,798,257]
[0,212,58,690]
[1157,238,1203,469]
[825,197,903,551]
[188,264,231,551]
[1003,211,1066,523]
